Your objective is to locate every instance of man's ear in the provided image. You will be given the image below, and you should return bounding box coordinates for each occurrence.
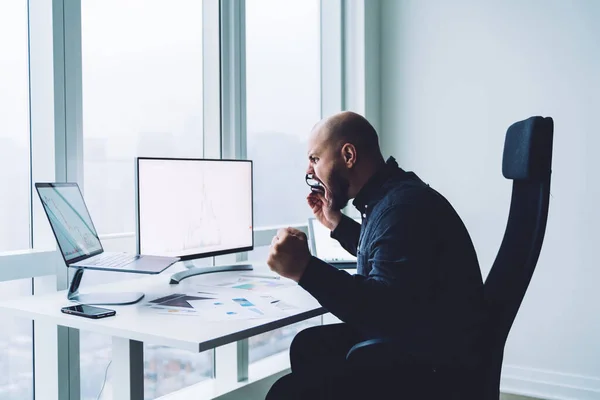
[341,143,357,168]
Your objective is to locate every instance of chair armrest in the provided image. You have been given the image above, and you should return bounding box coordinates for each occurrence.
[346,338,399,368]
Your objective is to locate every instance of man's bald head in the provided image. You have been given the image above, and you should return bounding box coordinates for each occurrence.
[311,111,382,161]
[306,112,385,209]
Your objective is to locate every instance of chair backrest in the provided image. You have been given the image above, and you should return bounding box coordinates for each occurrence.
[482,116,554,400]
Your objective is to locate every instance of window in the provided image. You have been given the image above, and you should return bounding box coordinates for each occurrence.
[0,0,31,252]
[82,0,204,236]
[1,0,339,398]
[0,280,33,399]
[80,333,111,400]
[246,0,321,228]
[245,0,321,363]
[80,1,212,396]
[144,347,213,399]
[79,332,214,400]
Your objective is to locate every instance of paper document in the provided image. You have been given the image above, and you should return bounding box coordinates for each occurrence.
[144,292,286,321]
[258,294,298,312]
[216,277,297,293]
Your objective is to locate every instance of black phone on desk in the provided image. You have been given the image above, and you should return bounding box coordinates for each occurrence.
[61,304,116,319]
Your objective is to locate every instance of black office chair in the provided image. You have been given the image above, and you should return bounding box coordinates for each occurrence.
[345,116,554,400]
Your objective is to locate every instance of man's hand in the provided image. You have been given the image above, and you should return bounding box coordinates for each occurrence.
[307,189,342,231]
[267,228,312,282]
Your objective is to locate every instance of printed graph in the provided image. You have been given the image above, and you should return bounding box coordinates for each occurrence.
[180,172,222,251]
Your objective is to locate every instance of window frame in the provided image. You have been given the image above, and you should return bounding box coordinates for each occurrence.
[0,0,364,398]
[246,0,342,246]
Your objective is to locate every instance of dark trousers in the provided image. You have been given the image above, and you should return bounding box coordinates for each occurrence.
[266,323,480,400]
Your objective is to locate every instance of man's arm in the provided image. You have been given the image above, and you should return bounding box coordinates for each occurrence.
[300,204,436,336]
[330,214,362,256]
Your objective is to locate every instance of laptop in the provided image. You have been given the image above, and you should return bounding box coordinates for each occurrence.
[307,217,358,269]
[35,182,180,274]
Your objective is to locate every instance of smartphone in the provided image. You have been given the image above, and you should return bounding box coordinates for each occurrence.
[61,304,116,319]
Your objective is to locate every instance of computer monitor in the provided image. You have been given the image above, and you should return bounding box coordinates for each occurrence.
[135,157,254,283]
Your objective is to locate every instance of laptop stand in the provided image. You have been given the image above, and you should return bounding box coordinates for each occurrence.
[67,267,145,305]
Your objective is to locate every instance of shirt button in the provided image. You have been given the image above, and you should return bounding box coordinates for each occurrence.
[362,213,367,218]
[365,205,368,209]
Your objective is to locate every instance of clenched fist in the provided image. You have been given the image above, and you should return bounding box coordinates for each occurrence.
[267,227,311,282]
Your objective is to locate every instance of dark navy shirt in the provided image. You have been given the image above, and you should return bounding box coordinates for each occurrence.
[299,157,486,368]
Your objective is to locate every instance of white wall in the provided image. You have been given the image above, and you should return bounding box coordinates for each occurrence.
[379,0,600,398]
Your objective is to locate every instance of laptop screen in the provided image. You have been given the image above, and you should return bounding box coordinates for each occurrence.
[308,218,358,263]
[36,183,103,262]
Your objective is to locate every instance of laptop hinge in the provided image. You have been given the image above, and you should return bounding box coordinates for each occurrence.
[67,268,85,301]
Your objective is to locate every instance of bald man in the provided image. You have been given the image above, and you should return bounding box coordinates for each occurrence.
[266,112,486,399]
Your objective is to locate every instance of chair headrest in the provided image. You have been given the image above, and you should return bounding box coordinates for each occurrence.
[502,116,554,181]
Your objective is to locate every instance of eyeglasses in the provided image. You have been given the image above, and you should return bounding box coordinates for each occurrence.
[305,174,325,194]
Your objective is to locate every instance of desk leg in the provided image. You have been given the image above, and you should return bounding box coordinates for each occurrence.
[215,339,249,390]
[112,337,144,400]
[237,339,249,381]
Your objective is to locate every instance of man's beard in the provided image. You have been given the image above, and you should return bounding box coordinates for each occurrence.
[329,168,350,211]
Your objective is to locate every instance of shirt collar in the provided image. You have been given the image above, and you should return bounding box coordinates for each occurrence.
[352,156,404,212]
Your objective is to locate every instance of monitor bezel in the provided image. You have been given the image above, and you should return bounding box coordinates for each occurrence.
[135,157,254,260]
[34,182,105,265]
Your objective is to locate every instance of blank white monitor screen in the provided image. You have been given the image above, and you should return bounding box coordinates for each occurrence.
[137,158,253,258]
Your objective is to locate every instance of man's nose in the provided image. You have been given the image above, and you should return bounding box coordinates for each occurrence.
[306,164,314,175]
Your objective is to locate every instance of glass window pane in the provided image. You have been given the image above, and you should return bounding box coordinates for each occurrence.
[82,0,204,236]
[246,0,321,227]
[0,1,31,252]
[79,332,214,400]
[80,1,211,397]
[80,332,111,400]
[144,345,213,399]
[247,245,270,264]
[0,279,33,399]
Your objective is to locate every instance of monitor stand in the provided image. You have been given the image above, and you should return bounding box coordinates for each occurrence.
[67,268,145,305]
[169,261,254,284]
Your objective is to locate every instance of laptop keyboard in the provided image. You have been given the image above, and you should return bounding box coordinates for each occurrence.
[86,253,141,268]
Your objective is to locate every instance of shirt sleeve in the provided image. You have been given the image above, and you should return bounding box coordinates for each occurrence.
[299,203,436,337]
[330,214,362,256]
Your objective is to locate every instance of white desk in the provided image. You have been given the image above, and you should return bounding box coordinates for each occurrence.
[0,268,325,400]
